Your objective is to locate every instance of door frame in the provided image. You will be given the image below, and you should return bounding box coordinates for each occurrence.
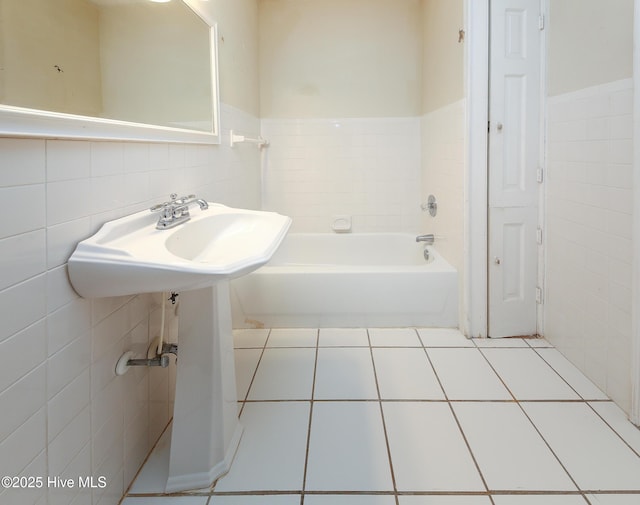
[464,0,546,339]
[463,0,489,339]
[632,0,640,426]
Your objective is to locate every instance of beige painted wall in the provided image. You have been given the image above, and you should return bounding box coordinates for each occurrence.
[258,0,422,119]
[0,0,102,116]
[421,0,464,114]
[548,0,633,96]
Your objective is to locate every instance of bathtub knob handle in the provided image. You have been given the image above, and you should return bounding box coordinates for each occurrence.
[494,257,501,265]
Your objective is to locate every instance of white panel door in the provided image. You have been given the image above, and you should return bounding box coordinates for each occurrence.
[488,0,541,337]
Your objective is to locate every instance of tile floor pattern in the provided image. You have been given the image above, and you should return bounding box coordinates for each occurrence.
[123,328,640,505]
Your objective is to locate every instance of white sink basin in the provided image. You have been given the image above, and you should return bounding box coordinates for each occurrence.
[68,203,291,298]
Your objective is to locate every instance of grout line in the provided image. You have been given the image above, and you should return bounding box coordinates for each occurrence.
[523,336,554,349]
[300,328,319,505]
[235,398,611,405]
[475,346,584,494]
[301,491,398,497]
[585,402,640,459]
[396,490,592,496]
[579,490,640,494]
[205,489,640,496]
[134,489,640,497]
[210,490,302,496]
[236,328,272,418]
[526,347,640,457]
[421,343,496,505]
[122,420,173,499]
[367,328,400,505]
[529,345,589,400]
[126,491,212,497]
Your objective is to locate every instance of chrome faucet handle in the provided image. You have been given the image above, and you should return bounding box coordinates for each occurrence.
[174,194,196,204]
[150,193,179,212]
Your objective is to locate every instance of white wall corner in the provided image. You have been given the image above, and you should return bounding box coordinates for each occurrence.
[631,0,640,426]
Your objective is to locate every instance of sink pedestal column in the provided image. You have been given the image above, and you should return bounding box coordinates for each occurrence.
[165,281,243,492]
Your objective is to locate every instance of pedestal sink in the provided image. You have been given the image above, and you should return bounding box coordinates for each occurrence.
[68,202,291,492]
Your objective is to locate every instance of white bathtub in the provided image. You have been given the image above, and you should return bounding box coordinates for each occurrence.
[230,233,458,328]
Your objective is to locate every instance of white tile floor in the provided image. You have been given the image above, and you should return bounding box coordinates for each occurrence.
[123,328,640,505]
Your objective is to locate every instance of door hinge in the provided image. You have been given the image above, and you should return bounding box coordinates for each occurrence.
[536,227,543,245]
[536,286,543,304]
[536,168,544,183]
[538,14,545,30]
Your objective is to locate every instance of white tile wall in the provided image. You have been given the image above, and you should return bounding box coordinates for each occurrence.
[420,99,466,315]
[544,78,634,413]
[0,103,261,505]
[261,117,421,233]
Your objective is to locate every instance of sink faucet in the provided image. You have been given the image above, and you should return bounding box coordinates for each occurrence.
[150,193,209,229]
[416,234,435,245]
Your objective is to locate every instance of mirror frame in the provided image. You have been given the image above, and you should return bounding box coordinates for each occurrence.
[0,3,220,144]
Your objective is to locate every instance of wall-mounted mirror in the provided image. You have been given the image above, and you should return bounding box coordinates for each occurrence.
[0,0,220,143]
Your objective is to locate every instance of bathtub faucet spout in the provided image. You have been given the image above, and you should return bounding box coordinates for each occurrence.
[416,234,435,245]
